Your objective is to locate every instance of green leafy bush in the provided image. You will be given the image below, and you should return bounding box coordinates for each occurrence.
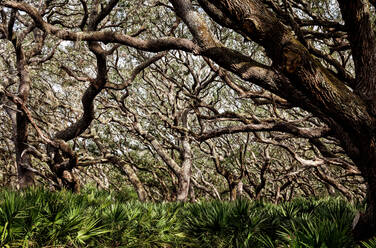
[0,188,373,247]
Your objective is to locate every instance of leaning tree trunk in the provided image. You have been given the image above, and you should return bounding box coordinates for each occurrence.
[46,41,108,192]
[106,154,149,202]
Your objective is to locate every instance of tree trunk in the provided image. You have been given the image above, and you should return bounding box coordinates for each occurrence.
[229,183,237,201]
[237,181,243,199]
[16,152,34,188]
[189,183,196,202]
[353,187,376,240]
[176,172,191,201]
[177,112,193,202]
[61,170,80,193]
[107,155,149,202]
[352,144,376,240]
[228,179,241,201]
[5,103,34,188]
[125,166,149,202]
[133,116,193,202]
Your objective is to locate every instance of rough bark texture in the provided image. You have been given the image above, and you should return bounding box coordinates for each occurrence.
[12,25,35,188]
[177,135,193,201]
[170,0,376,239]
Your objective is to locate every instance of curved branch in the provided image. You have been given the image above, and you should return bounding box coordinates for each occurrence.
[196,120,330,141]
[2,1,199,53]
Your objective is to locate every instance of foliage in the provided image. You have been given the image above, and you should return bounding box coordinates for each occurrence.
[362,237,376,248]
[0,188,192,247]
[0,187,373,247]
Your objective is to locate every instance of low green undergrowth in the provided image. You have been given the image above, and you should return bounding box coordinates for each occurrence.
[0,187,374,247]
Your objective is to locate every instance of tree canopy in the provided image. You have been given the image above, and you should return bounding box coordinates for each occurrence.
[0,0,376,240]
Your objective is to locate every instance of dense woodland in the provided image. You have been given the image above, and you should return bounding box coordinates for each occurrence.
[1,0,376,244]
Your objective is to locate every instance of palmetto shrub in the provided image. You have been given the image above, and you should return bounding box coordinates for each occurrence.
[277,197,357,248]
[183,200,279,248]
[0,191,27,247]
[183,198,360,248]
[362,237,376,248]
[0,188,109,247]
[98,202,192,247]
[0,187,373,247]
[0,188,192,247]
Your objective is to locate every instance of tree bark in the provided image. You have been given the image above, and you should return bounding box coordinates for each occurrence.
[12,27,35,188]
[177,173,190,201]
[177,135,192,202]
[351,141,376,240]
[106,154,149,202]
[5,103,34,188]
[229,181,239,201]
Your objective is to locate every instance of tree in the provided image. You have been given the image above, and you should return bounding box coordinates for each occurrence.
[2,0,376,239]
[168,0,376,239]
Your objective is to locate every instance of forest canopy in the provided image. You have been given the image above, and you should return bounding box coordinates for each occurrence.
[0,0,376,240]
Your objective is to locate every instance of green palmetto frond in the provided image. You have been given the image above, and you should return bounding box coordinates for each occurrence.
[0,188,364,247]
[362,237,376,248]
[0,191,27,243]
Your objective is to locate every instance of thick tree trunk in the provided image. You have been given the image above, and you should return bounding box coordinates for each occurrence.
[10,39,35,189]
[177,113,193,202]
[14,103,35,189]
[15,141,34,188]
[176,175,190,201]
[177,157,192,202]
[5,103,34,188]
[353,188,376,240]
[352,146,376,240]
